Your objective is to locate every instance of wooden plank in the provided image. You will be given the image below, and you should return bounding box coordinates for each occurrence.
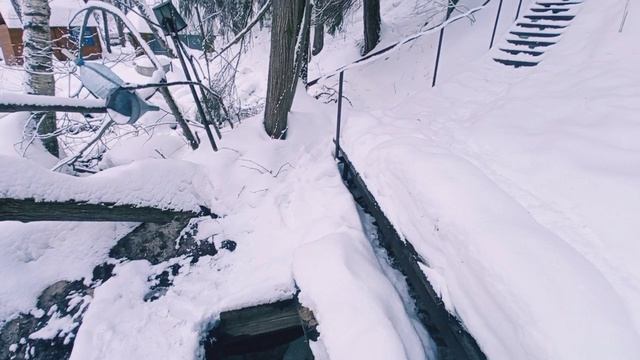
[337,148,486,360]
[0,198,212,223]
[217,299,302,338]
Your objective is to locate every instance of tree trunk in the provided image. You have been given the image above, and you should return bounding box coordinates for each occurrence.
[102,10,112,53]
[22,0,58,157]
[311,0,324,56]
[116,18,126,47]
[299,0,311,84]
[362,0,381,55]
[263,0,304,139]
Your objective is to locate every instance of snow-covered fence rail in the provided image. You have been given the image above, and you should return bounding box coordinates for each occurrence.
[0,156,216,223]
[0,93,108,114]
[0,198,210,223]
[335,147,486,360]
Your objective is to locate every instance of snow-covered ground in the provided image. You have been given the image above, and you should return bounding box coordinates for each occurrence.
[336,0,640,358]
[1,0,639,359]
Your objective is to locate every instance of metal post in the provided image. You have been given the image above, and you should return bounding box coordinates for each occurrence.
[334,71,344,159]
[515,0,523,20]
[175,39,223,138]
[167,21,218,151]
[489,0,504,49]
[432,27,445,87]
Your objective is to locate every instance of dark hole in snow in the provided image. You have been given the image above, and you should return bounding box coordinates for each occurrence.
[220,240,237,252]
[204,299,315,360]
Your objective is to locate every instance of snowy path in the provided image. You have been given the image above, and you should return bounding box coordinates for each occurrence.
[337,0,640,358]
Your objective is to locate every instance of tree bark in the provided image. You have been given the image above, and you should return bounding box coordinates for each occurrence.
[362,0,381,55]
[299,0,311,84]
[312,0,324,56]
[102,10,112,53]
[21,0,58,157]
[263,0,305,139]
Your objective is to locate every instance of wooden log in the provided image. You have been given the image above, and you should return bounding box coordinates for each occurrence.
[0,198,213,223]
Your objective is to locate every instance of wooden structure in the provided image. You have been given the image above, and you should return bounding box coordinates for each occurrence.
[0,198,212,223]
[337,146,487,360]
[0,0,102,65]
[205,299,316,359]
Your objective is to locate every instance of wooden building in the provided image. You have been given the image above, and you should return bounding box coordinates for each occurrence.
[0,0,102,65]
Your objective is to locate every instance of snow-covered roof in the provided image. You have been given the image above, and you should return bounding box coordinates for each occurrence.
[0,0,97,28]
[0,0,20,28]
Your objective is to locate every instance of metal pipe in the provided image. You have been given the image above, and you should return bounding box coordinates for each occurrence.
[334,71,344,159]
[175,38,223,138]
[432,27,445,87]
[489,0,504,49]
[169,25,218,151]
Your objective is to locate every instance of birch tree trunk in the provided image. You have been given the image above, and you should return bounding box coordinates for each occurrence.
[22,0,58,157]
[263,0,304,139]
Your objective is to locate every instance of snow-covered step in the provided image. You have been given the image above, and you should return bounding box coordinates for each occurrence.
[513,21,568,33]
[524,14,575,21]
[516,21,568,30]
[493,58,538,68]
[530,7,572,13]
[495,0,580,68]
[510,31,561,39]
[536,1,582,7]
[506,38,556,48]
[499,47,545,57]
[494,50,543,63]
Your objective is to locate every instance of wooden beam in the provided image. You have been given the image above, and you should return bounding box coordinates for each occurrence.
[205,298,316,359]
[337,148,487,360]
[0,198,213,223]
[0,94,108,113]
[217,299,302,338]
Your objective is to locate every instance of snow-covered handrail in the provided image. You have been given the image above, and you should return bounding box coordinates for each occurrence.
[0,93,107,113]
[307,0,492,87]
[0,156,216,222]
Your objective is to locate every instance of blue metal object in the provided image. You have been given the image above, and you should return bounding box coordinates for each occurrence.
[153,1,187,35]
[77,59,158,124]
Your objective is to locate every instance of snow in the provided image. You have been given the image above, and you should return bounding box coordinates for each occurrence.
[1,0,639,358]
[336,0,640,358]
[67,90,429,359]
[0,155,214,213]
[0,92,106,107]
[0,221,135,320]
[0,0,98,28]
[293,232,431,360]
